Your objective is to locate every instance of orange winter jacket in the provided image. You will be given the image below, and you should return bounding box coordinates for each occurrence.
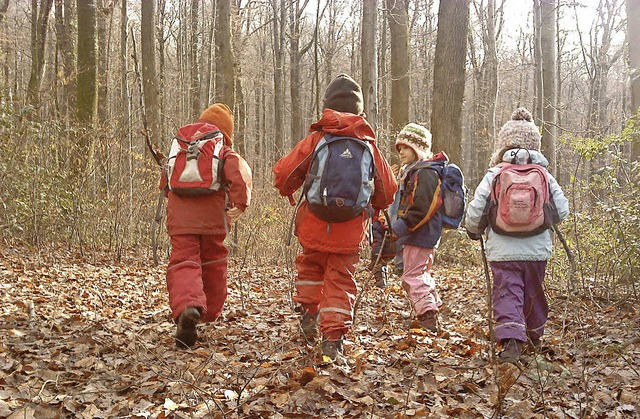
[160,130,252,237]
[273,109,397,253]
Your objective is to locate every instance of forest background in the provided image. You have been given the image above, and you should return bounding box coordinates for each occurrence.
[0,0,639,417]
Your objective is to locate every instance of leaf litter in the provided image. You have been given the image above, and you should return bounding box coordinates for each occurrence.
[0,245,638,418]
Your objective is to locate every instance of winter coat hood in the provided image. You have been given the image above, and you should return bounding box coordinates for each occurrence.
[309,109,376,142]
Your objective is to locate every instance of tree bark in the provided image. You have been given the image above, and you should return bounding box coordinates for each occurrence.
[431,0,469,164]
[386,0,409,134]
[189,0,200,118]
[54,0,76,119]
[269,0,285,153]
[141,0,161,140]
[540,0,557,173]
[628,0,640,162]
[361,0,378,130]
[215,0,235,108]
[77,0,97,125]
[27,0,53,110]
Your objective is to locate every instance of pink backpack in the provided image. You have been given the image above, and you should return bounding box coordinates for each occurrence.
[488,163,554,236]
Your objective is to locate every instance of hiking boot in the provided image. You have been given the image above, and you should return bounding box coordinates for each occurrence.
[300,311,319,340]
[175,307,200,349]
[498,339,522,364]
[374,266,388,289]
[417,310,439,333]
[321,338,343,361]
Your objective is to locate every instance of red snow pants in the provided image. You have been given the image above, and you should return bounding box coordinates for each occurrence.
[294,247,360,340]
[166,234,228,323]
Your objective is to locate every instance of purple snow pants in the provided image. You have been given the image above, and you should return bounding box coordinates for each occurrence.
[490,261,548,343]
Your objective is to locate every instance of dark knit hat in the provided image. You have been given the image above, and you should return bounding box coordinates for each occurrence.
[395,123,432,160]
[322,74,365,115]
[199,103,234,145]
[490,108,541,165]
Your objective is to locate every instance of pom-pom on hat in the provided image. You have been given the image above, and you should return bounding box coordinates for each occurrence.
[199,103,234,145]
[395,123,432,160]
[323,74,365,116]
[491,108,541,165]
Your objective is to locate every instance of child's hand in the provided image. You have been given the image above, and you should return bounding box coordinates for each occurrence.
[391,164,401,178]
[227,207,244,223]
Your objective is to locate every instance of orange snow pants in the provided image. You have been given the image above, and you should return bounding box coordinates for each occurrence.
[166,234,228,323]
[294,247,360,340]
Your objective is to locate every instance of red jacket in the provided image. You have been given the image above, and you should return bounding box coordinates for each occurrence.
[161,124,253,236]
[273,109,398,253]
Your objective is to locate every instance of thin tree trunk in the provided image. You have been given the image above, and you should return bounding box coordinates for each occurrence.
[189,0,200,118]
[361,0,378,130]
[540,0,557,173]
[27,0,54,110]
[627,0,640,162]
[215,0,235,107]
[77,0,97,125]
[141,0,161,140]
[387,0,409,134]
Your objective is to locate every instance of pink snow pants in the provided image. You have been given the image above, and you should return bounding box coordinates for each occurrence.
[401,244,442,316]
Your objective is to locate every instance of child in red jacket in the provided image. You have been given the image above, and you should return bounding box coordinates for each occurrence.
[273,74,397,360]
[161,103,252,349]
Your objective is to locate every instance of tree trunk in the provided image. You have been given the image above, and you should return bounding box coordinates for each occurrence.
[431,0,469,164]
[141,0,161,141]
[540,0,557,173]
[628,0,640,162]
[27,0,53,110]
[386,0,409,134]
[77,0,97,125]
[289,0,309,145]
[269,0,285,154]
[361,0,378,130]
[215,0,235,109]
[189,0,200,118]
[96,0,111,124]
[54,0,75,119]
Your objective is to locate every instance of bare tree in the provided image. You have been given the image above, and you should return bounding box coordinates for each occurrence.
[189,0,201,118]
[538,0,558,173]
[289,0,312,144]
[386,0,409,134]
[27,0,53,109]
[431,0,470,164]
[469,0,502,182]
[215,0,235,109]
[141,0,161,140]
[627,0,640,162]
[361,0,378,129]
[269,0,285,154]
[77,0,97,124]
[54,0,76,119]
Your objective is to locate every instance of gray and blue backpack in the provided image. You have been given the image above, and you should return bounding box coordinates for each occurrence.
[303,134,375,223]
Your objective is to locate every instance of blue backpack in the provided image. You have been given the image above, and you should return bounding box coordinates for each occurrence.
[409,158,467,229]
[303,134,375,223]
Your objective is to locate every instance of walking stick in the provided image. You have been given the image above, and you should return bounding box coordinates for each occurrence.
[480,235,496,364]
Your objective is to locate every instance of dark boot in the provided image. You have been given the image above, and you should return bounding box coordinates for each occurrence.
[374,265,388,289]
[300,311,319,340]
[321,338,343,361]
[176,307,200,349]
[498,339,522,364]
[417,310,439,333]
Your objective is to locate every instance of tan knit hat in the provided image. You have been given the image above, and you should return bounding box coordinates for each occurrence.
[490,108,541,165]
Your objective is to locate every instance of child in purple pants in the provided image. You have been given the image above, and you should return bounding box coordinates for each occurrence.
[465,108,569,364]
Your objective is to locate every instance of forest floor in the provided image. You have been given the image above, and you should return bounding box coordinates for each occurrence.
[0,244,639,418]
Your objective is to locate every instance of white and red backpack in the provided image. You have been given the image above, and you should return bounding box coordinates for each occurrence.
[487,152,555,237]
[164,122,225,196]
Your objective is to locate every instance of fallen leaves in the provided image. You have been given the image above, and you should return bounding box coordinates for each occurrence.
[0,245,638,417]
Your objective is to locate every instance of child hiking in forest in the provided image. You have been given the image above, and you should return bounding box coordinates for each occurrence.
[273,74,397,361]
[465,108,569,364]
[161,103,253,349]
[390,123,448,333]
